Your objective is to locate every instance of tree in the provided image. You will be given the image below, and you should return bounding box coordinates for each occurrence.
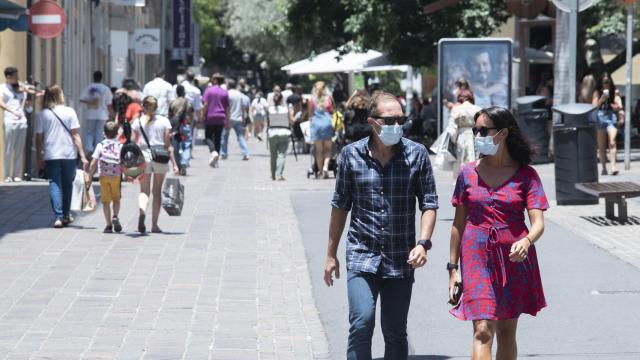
[284,0,511,67]
[193,0,226,67]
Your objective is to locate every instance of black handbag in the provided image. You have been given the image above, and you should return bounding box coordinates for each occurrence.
[139,117,170,164]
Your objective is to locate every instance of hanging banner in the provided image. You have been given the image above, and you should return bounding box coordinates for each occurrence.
[173,0,191,49]
[133,28,161,54]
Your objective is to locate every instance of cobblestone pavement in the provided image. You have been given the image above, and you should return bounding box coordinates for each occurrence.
[0,133,330,360]
[533,161,640,269]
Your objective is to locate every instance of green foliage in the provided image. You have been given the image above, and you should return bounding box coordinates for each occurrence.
[194,0,225,66]
[284,0,511,67]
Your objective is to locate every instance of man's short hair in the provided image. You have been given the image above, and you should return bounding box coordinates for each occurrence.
[155,69,166,78]
[176,84,185,97]
[4,67,18,77]
[93,71,103,82]
[367,91,402,117]
[211,73,225,84]
[226,78,236,89]
[103,121,119,139]
[185,70,195,82]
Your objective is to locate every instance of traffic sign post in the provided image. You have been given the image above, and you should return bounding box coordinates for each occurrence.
[28,0,66,39]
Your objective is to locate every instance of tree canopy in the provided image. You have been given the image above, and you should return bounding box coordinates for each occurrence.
[284,0,511,67]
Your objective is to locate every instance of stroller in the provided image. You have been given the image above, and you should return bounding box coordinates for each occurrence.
[302,118,344,179]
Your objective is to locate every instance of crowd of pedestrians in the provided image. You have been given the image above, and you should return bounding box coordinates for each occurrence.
[2,66,554,359]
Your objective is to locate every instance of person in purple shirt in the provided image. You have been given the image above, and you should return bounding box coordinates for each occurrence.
[202,73,229,168]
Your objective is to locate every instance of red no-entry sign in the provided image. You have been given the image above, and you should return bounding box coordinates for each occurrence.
[29,0,66,39]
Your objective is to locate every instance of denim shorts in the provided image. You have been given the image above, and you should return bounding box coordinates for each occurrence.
[597,110,617,130]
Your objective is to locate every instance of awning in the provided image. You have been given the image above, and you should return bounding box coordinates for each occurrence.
[0,0,27,32]
[282,45,410,75]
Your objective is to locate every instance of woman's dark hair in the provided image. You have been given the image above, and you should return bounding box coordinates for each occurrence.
[113,91,132,125]
[457,89,475,104]
[474,106,534,165]
[596,72,616,97]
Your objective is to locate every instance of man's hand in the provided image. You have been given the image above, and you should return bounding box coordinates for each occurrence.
[407,245,427,268]
[324,256,340,287]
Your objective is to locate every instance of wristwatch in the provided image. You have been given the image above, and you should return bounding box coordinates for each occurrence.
[417,239,432,251]
[447,262,459,271]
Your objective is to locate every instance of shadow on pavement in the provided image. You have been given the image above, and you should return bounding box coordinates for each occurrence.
[0,183,59,239]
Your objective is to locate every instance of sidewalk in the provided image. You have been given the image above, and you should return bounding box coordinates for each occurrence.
[0,133,330,360]
[532,161,640,269]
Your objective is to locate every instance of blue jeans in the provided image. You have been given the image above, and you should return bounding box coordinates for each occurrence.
[221,120,249,157]
[347,271,413,360]
[45,159,77,219]
[172,125,192,167]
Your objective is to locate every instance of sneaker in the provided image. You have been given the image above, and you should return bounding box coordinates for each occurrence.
[112,217,122,233]
[13,177,22,182]
[242,155,250,161]
[179,166,187,176]
[53,219,63,228]
[62,215,74,226]
[4,177,12,183]
[209,151,219,168]
[138,214,146,233]
[220,154,228,160]
[103,225,113,233]
[277,176,286,181]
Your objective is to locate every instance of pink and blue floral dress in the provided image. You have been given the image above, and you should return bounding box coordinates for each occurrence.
[451,162,549,320]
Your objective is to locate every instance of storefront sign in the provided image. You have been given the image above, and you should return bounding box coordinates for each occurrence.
[133,28,160,54]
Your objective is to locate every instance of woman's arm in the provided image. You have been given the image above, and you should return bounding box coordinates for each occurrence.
[163,127,179,174]
[449,205,467,302]
[449,205,467,267]
[509,209,545,262]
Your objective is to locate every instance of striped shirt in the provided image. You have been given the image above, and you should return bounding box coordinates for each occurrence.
[331,137,438,278]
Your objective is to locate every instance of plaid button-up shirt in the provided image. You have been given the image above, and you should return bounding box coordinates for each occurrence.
[331,137,439,278]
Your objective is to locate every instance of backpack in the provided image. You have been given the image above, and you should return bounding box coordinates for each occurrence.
[99,141,121,166]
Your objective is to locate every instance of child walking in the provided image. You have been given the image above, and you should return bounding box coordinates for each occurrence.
[89,121,123,233]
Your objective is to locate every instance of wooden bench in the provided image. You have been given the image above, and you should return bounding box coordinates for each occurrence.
[575,182,640,223]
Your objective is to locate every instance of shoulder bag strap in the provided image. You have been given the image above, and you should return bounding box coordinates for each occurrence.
[138,116,152,148]
[48,108,73,139]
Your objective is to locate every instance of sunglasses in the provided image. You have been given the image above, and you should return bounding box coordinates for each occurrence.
[373,116,408,126]
[472,126,497,137]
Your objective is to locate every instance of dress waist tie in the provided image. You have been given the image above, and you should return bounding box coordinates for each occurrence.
[482,224,508,288]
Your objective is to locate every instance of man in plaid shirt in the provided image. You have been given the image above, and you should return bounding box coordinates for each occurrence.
[324,92,438,360]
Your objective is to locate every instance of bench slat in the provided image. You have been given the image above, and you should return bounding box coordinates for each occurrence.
[575,181,640,198]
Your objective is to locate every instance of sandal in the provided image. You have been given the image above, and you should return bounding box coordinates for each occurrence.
[151,225,162,234]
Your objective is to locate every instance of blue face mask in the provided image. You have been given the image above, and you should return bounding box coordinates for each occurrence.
[474,134,500,156]
[376,124,403,146]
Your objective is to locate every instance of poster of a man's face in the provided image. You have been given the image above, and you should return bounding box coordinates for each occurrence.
[438,39,512,134]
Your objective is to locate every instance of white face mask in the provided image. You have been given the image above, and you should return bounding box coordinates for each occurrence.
[474,134,500,156]
[376,124,403,146]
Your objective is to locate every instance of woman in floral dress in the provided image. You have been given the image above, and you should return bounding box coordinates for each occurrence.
[448,106,549,359]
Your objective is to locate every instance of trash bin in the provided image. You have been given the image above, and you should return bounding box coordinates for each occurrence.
[552,103,598,205]
[515,96,550,164]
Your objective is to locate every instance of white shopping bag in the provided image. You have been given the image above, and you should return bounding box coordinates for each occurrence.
[70,169,84,212]
[299,121,313,144]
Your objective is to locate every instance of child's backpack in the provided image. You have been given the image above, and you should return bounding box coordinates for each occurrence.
[99,141,121,167]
